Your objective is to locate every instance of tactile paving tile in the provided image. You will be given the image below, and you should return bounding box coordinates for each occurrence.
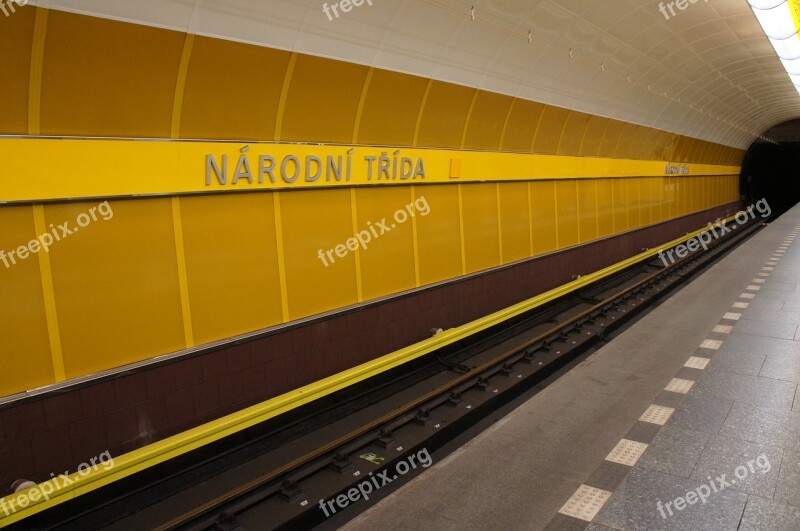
[758,272,770,277]
[753,278,766,283]
[733,302,749,309]
[746,285,761,291]
[740,293,755,299]
[723,312,742,320]
[700,339,722,350]
[763,267,774,271]
[713,325,733,334]
[558,484,612,521]
[605,438,649,466]
[684,356,710,369]
[665,378,695,394]
[639,404,675,425]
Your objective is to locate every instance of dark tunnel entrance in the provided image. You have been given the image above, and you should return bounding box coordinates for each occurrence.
[740,119,800,218]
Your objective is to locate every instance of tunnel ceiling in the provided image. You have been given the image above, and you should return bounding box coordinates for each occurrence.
[34,0,800,149]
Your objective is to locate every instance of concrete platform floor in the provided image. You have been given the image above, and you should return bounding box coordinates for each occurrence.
[342,202,800,531]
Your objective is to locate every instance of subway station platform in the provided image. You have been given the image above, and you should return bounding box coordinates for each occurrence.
[343,202,800,531]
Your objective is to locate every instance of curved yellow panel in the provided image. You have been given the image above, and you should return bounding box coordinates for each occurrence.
[613,123,640,159]
[0,205,54,395]
[280,54,369,144]
[500,99,545,153]
[557,111,591,156]
[533,105,571,154]
[663,134,680,161]
[417,81,476,148]
[180,193,284,345]
[555,180,579,248]
[628,126,650,160]
[674,136,691,162]
[498,182,531,263]
[577,179,598,242]
[462,183,501,273]
[415,185,462,285]
[46,199,186,378]
[180,36,290,141]
[530,181,557,255]
[578,115,609,157]
[354,187,417,300]
[40,11,184,137]
[0,5,34,134]
[280,188,359,319]
[357,69,429,147]
[464,91,514,151]
[597,119,625,158]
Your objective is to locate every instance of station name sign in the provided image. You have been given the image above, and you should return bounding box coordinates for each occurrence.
[205,147,427,187]
[664,163,690,175]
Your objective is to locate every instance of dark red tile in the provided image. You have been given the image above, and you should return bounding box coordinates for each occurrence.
[173,359,204,388]
[218,371,246,407]
[0,441,35,487]
[164,388,195,425]
[114,374,149,409]
[192,380,221,415]
[104,407,139,449]
[248,339,275,366]
[328,316,349,341]
[31,428,75,477]
[1,400,48,441]
[43,392,84,430]
[264,357,289,395]
[135,397,168,437]
[201,351,228,382]
[145,364,177,398]
[69,418,108,466]
[242,363,266,398]
[77,381,118,419]
[310,321,330,347]
[288,328,313,353]
[226,347,252,373]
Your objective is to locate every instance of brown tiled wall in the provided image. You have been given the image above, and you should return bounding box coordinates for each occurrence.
[0,202,740,491]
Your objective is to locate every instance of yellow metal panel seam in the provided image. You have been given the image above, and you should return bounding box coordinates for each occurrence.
[410,186,421,287]
[460,89,480,148]
[32,205,66,382]
[498,98,516,151]
[0,212,745,526]
[351,67,374,144]
[27,6,48,135]
[553,181,560,248]
[349,188,364,302]
[170,197,195,348]
[274,52,298,142]
[272,192,291,321]
[412,79,433,147]
[529,104,548,153]
[575,179,581,243]
[458,184,466,274]
[170,34,195,139]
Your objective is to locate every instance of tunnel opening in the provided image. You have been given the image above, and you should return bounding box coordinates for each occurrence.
[740,119,800,218]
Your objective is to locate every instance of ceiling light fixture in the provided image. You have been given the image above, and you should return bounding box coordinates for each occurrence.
[747,0,800,95]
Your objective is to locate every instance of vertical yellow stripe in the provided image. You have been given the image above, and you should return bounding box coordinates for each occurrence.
[350,188,364,302]
[460,90,480,148]
[275,53,298,142]
[272,192,291,321]
[33,205,66,381]
[410,186,421,287]
[170,34,195,139]
[553,181,560,248]
[28,6,48,135]
[413,79,433,147]
[575,179,581,243]
[171,197,195,348]
[529,105,548,153]
[458,184,467,274]
[496,183,504,263]
[352,68,374,144]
